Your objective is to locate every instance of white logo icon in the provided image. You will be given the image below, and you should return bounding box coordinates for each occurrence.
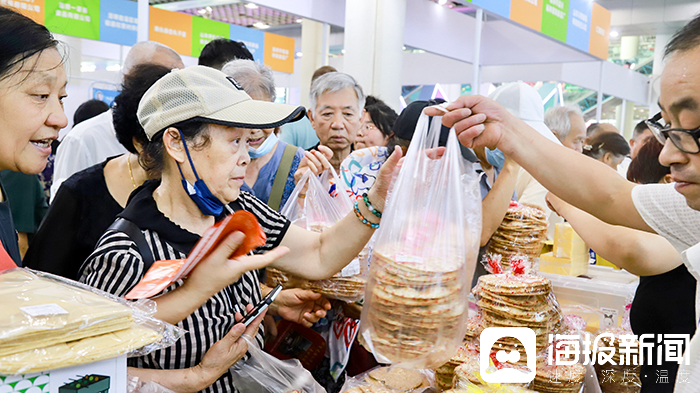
[479,327,536,383]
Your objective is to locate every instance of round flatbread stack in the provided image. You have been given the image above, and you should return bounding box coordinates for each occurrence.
[474,273,563,353]
[344,366,431,392]
[594,328,642,393]
[533,363,586,393]
[433,345,475,390]
[487,203,548,265]
[366,245,467,363]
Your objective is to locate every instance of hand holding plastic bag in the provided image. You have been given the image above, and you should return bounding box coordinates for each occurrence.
[230,335,326,393]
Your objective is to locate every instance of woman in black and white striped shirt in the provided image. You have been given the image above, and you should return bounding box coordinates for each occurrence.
[79,66,399,393]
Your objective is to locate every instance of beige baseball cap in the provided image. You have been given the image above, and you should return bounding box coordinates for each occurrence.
[138,65,305,140]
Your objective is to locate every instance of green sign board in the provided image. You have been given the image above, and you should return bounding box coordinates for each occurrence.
[44,0,100,40]
[541,0,569,42]
[191,17,230,58]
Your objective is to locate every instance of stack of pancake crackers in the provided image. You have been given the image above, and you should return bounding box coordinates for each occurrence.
[594,327,642,393]
[487,202,548,266]
[365,244,468,365]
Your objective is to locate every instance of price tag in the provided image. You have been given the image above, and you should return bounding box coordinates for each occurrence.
[20,303,69,317]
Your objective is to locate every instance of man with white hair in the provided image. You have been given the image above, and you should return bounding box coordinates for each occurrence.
[307,72,365,170]
[51,41,184,199]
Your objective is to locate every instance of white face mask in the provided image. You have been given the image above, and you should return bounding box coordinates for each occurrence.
[248,132,278,158]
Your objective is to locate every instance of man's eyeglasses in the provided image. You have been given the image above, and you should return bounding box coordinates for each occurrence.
[645,112,700,154]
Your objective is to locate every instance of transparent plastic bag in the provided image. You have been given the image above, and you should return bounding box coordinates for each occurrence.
[360,113,481,368]
[230,335,325,393]
[128,374,177,393]
[0,268,185,374]
[340,365,434,393]
[274,169,367,302]
[487,202,548,263]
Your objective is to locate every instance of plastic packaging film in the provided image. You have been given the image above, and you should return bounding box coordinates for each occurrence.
[340,365,434,393]
[271,169,369,302]
[359,113,482,369]
[229,335,325,393]
[0,269,185,375]
[487,202,548,265]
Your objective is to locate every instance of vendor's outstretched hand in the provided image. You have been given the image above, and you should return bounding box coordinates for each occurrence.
[423,96,517,151]
[271,288,331,328]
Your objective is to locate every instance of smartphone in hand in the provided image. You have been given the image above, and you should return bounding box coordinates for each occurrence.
[240,284,282,326]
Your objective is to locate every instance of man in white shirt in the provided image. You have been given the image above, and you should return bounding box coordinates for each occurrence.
[427,14,700,392]
[50,42,184,200]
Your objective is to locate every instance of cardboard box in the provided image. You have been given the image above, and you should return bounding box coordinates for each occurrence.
[0,355,126,393]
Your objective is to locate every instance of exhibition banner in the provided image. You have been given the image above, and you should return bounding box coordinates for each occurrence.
[230,24,265,64]
[589,2,611,59]
[149,6,192,57]
[191,16,230,58]
[472,0,510,19]
[1,0,44,24]
[263,32,294,73]
[93,88,118,106]
[541,0,568,42]
[510,0,543,32]
[44,0,100,40]
[99,0,137,46]
[566,0,591,52]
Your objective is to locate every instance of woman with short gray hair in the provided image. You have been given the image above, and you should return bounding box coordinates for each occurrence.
[221,59,306,211]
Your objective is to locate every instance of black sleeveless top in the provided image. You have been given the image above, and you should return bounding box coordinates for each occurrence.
[630,264,696,392]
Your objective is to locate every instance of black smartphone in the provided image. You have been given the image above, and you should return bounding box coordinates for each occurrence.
[240,284,282,326]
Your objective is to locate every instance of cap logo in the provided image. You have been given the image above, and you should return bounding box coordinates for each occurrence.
[227,77,244,91]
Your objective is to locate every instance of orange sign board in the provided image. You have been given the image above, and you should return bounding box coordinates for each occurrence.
[263,32,294,74]
[149,6,192,57]
[588,2,611,59]
[2,0,44,24]
[510,0,542,32]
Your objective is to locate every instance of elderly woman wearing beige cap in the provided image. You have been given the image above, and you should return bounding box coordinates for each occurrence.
[78,66,400,393]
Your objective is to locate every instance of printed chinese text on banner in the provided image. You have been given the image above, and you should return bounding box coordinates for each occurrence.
[2,0,44,24]
[99,0,137,46]
[149,6,192,57]
[566,0,591,52]
[44,0,100,40]
[589,2,611,59]
[541,0,568,42]
[472,0,510,18]
[230,24,265,64]
[191,16,230,58]
[510,0,543,32]
[263,32,294,74]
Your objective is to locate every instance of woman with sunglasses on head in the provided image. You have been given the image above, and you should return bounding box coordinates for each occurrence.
[78,66,400,393]
[0,8,68,267]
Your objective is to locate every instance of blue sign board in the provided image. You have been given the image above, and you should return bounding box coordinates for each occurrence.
[472,0,510,19]
[93,88,119,106]
[99,0,137,46]
[566,0,591,52]
[230,23,265,64]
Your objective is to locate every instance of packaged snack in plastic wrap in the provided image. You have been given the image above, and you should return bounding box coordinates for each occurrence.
[472,256,564,355]
[532,361,586,393]
[593,327,641,393]
[360,113,481,368]
[434,345,477,391]
[452,357,538,392]
[273,169,368,302]
[487,202,548,264]
[229,335,325,393]
[0,269,184,374]
[341,365,434,393]
[125,210,267,299]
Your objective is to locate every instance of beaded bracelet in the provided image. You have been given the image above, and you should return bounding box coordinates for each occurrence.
[354,201,380,229]
[362,193,382,218]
